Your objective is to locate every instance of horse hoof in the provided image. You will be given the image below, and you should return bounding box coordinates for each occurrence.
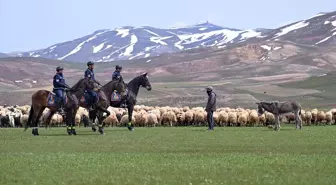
[72,130,77,135]
[32,129,39,136]
[128,127,134,131]
[92,127,97,132]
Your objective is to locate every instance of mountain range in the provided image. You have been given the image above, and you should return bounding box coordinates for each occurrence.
[6,11,336,62]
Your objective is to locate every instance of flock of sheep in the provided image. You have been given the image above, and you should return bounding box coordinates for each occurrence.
[1,104,336,128]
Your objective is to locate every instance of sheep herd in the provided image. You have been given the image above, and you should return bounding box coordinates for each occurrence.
[1,104,336,128]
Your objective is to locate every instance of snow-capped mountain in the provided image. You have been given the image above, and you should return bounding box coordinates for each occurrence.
[0,53,8,58]
[13,11,336,62]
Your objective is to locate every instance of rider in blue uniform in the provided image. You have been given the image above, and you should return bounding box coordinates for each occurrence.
[112,65,127,108]
[53,66,70,115]
[84,61,100,111]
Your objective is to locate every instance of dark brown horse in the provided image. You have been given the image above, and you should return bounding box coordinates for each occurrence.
[256,101,302,131]
[79,77,126,134]
[109,73,152,131]
[25,78,96,136]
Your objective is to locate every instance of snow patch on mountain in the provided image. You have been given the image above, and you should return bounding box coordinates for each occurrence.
[145,29,160,36]
[261,45,272,51]
[150,36,169,45]
[274,21,310,38]
[59,30,110,60]
[122,34,138,56]
[93,43,105,53]
[115,28,130,37]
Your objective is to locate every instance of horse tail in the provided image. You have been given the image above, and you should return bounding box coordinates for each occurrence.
[25,105,34,130]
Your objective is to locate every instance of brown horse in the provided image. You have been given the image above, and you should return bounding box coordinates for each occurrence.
[79,77,126,134]
[25,78,96,136]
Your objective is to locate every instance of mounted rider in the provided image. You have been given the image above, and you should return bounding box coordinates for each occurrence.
[53,66,70,115]
[84,61,100,111]
[112,65,127,108]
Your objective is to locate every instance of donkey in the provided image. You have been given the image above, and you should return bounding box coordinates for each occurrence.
[256,101,302,131]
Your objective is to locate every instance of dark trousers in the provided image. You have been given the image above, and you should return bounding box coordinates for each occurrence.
[207,111,214,129]
[53,89,65,106]
[86,89,97,104]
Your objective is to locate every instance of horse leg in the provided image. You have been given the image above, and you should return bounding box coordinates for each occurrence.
[96,110,105,135]
[65,109,72,135]
[295,110,302,129]
[44,110,56,129]
[90,110,97,132]
[127,105,134,131]
[71,108,78,135]
[96,106,110,135]
[32,106,45,136]
[274,115,280,131]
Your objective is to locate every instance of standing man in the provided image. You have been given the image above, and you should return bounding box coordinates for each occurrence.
[84,61,100,111]
[205,86,216,130]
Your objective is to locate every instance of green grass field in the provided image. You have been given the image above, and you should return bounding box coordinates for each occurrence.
[1,126,335,185]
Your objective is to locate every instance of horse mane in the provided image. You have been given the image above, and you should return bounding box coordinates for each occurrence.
[128,75,140,84]
[102,76,124,89]
[71,78,85,90]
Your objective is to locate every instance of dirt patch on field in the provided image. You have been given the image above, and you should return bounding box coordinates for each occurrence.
[248,73,310,83]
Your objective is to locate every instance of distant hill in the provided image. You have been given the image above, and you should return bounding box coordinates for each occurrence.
[9,11,336,62]
[0,53,8,58]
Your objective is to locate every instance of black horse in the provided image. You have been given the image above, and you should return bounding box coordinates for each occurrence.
[90,73,152,131]
[86,77,127,134]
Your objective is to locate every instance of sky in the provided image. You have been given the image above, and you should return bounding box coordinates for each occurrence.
[0,0,335,53]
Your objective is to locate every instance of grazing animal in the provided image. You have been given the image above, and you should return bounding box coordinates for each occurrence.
[256,101,302,131]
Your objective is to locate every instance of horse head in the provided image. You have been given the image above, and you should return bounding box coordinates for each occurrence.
[140,73,152,91]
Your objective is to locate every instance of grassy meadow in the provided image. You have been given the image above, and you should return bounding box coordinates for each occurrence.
[0,126,335,185]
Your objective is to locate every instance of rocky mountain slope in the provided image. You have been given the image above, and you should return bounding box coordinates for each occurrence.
[9,11,336,62]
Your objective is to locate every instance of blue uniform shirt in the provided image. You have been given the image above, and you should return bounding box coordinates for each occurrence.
[84,68,95,80]
[53,73,69,89]
[112,71,121,80]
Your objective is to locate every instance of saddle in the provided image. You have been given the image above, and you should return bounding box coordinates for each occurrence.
[111,89,128,102]
[47,93,68,106]
[80,92,99,105]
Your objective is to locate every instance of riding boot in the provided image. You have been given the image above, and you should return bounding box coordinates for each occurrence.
[58,98,65,115]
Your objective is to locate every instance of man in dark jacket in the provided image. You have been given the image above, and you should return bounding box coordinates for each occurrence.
[112,65,122,81]
[53,66,70,115]
[112,65,127,108]
[205,86,216,130]
[84,61,101,111]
